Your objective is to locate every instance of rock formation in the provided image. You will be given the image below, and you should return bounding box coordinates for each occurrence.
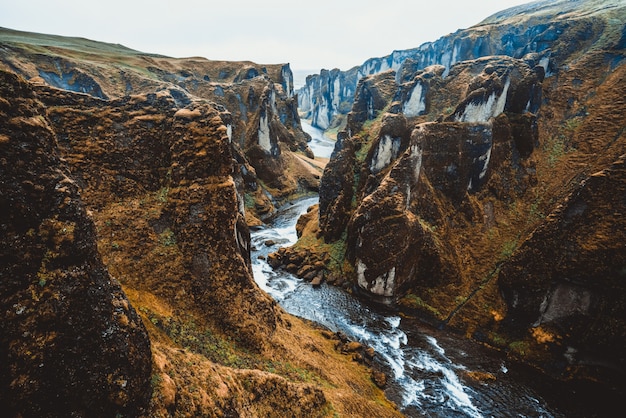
[0,70,152,417]
[316,55,543,302]
[298,67,360,130]
[32,85,281,351]
[499,156,626,377]
[0,26,320,222]
[297,0,619,131]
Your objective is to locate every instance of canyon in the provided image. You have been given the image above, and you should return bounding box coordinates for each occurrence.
[0,28,395,417]
[1,0,625,416]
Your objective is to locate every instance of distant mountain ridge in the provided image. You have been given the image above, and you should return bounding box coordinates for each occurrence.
[297,0,625,131]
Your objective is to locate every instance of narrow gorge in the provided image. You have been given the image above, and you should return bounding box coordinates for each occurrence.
[1,0,625,417]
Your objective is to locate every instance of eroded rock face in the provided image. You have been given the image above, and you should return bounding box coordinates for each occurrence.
[164,104,280,350]
[308,0,626,387]
[35,84,281,351]
[0,70,152,417]
[319,56,541,300]
[346,143,452,302]
[0,31,316,218]
[318,132,356,241]
[298,67,359,130]
[297,0,613,130]
[345,70,398,136]
[499,156,626,373]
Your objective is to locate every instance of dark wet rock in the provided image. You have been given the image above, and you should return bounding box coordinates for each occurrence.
[31,72,282,351]
[311,275,324,287]
[346,70,398,136]
[319,56,541,301]
[318,132,356,241]
[499,156,626,375]
[371,370,388,389]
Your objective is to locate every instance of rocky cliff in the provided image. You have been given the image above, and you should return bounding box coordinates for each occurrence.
[0,31,402,416]
[287,0,626,393]
[298,67,360,132]
[0,70,152,417]
[297,0,623,132]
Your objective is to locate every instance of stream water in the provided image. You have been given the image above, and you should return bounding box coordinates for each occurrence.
[250,122,566,417]
[300,119,336,159]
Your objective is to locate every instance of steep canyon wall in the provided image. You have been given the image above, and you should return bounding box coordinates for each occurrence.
[291,0,626,387]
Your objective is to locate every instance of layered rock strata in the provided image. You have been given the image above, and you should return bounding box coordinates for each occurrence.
[0,27,319,221]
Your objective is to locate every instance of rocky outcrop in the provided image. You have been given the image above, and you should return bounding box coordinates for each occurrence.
[317,56,542,301]
[164,102,281,350]
[0,27,318,220]
[345,70,398,136]
[0,70,152,417]
[298,67,359,130]
[318,132,356,241]
[297,0,620,130]
[0,29,409,418]
[34,84,281,351]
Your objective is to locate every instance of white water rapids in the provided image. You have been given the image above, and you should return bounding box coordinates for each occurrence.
[249,121,558,417]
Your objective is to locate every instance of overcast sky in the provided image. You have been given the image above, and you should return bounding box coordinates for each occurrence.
[1,0,532,72]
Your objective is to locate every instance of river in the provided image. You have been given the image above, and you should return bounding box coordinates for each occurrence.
[250,122,565,417]
[300,119,336,159]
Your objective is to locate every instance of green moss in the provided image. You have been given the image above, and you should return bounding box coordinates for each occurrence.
[499,240,518,260]
[418,217,437,233]
[293,232,348,275]
[159,228,176,247]
[509,340,530,357]
[488,333,508,348]
[324,126,341,141]
[142,308,326,384]
[150,373,163,389]
[150,312,248,368]
[543,116,583,167]
[545,134,567,166]
[399,294,442,318]
[528,200,545,223]
[156,186,169,203]
[243,192,256,209]
[263,360,324,384]
[354,141,372,164]
[563,116,583,132]
[327,235,347,272]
